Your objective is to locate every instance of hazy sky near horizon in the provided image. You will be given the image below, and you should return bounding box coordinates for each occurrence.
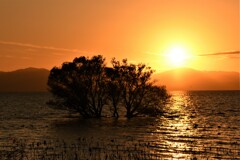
[0,0,239,72]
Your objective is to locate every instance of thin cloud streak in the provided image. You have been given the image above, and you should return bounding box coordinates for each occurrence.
[198,51,240,56]
[0,41,80,53]
[145,50,240,58]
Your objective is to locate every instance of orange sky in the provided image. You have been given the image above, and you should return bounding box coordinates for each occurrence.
[0,0,239,72]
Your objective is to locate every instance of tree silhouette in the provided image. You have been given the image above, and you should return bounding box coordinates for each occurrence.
[110,58,169,118]
[48,55,108,118]
[48,55,169,118]
[105,66,122,118]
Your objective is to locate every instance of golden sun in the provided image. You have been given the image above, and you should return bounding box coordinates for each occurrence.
[166,46,188,67]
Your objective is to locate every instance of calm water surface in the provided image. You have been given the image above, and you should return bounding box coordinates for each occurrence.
[0,91,239,159]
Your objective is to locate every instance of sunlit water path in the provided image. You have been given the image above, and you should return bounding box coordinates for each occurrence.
[0,91,239,159]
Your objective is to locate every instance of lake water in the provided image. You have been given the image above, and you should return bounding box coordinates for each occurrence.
[0,91,239,159]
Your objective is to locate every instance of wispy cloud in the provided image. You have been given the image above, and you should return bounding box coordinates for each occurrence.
[145,50,240,58]
[198,51,240,56]
[0,41,81,53]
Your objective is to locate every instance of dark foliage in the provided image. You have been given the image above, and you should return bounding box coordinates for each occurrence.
[110,58,169,118]
[48,55,108,118]
[48,55,169,118]
[105,65,123,118]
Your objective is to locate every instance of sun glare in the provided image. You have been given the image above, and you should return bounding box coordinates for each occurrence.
[166,46,188,67]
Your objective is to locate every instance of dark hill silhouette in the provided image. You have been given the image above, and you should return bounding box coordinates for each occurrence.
[153,68,240,91]
[0,68,49,92]
[0,67,239,92]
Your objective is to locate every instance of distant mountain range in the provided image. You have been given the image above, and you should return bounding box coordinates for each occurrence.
[153,68,240,91]
[0,68,49,92]
[0,67,239,92]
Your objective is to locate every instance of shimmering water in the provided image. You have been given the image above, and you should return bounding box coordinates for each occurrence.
[0,91,239,159]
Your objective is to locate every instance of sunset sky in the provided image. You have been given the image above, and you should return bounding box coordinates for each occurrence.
[0,0,239,72]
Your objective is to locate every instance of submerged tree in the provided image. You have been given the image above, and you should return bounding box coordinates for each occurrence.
[48,55,169,119]
[48,55,108,118]
[110,59,169,118]
[105,66,122,118]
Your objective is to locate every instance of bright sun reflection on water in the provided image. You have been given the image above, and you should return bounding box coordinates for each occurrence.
[157,91,197,159]
[153,91,240,159]
[0,92,239,159]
